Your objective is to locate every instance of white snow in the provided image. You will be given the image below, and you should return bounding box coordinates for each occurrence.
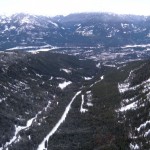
[60,68,72,74]
[28,47,57,54]
[6,46,39,51]
[44,101,51,112]
[118,71,150,112]
[101,76,104,80]
[37,91,81,150]
[58,81,72,90]
[35,73,43,78]
[119,101,137,112]
[20,16,32,24]
[9,26,16,30]
[117,66,150,148]
[49,76,53,80]
[96,63,101,68]
[76,26,93,36]
[0,97,7,103]
[28,135,31,140]
[80,95,88,113]
[118,83,130,93]
[40,44,53,48]
[56,77,65,80]
[6,45,58,53]
[121,23,129,29]
[0,117,35,149]
[122,96,137,104]
[49,20,58,27]
[104,64,116,67]
[144,129,150,137]
[84,77,93,80]
[122,44,150,49]
[130,143,140,150]
[137,120,150,132]
[118,72,150,94]
[87,102,93,107]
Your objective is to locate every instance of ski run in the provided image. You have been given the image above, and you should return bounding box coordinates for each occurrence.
[37,91,81,150]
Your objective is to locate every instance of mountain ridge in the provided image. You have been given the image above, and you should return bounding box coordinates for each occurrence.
[0,12,150,50]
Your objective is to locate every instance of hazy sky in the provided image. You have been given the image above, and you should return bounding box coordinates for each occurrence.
[0,0,150,16]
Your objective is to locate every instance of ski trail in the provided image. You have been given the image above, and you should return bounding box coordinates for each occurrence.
[37,91,81,150]
[90,75,104,87]
[0,100,51,150]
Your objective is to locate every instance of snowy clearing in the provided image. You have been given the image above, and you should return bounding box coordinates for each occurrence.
[58,81,72,90]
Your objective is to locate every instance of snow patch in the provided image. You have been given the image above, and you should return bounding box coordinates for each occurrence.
[104,64,116,68]
[122,44,150,49]
[0,117,35,149]
[49,20,58,27]
[130,143,140,150]
[28,47,57,54]
[80,95,88,113]
[136,120,150,132]
[144,129,150,137]
[118,83,130,93]
[35,73,43,78]
[119,101,137,112]
[101,76,104,80]
[96,63,101,68]
[84,77,93,80]
[60,68,72,74]
[58,81,72,90]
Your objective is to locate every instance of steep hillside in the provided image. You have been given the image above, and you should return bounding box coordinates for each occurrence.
[118,61,150,149]
[0,51,100,150]
[0,50,149,149]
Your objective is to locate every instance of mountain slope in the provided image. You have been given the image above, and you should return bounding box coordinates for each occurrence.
[0,13,150,50]
[0,51,99,150]
[0,12,150,150]
[118,61,150,149]
[0,50,149,149]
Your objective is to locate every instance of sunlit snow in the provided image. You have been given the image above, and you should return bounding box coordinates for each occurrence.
[80,95,88,113]
[58,81,72,90]
[60,68,72,74]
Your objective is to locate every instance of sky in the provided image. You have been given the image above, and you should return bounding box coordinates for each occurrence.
[0,0,150,16]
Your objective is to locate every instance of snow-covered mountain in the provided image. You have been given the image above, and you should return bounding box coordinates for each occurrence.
[0,13,150,50]
[1,12,150,150]
[0,13,63,50]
